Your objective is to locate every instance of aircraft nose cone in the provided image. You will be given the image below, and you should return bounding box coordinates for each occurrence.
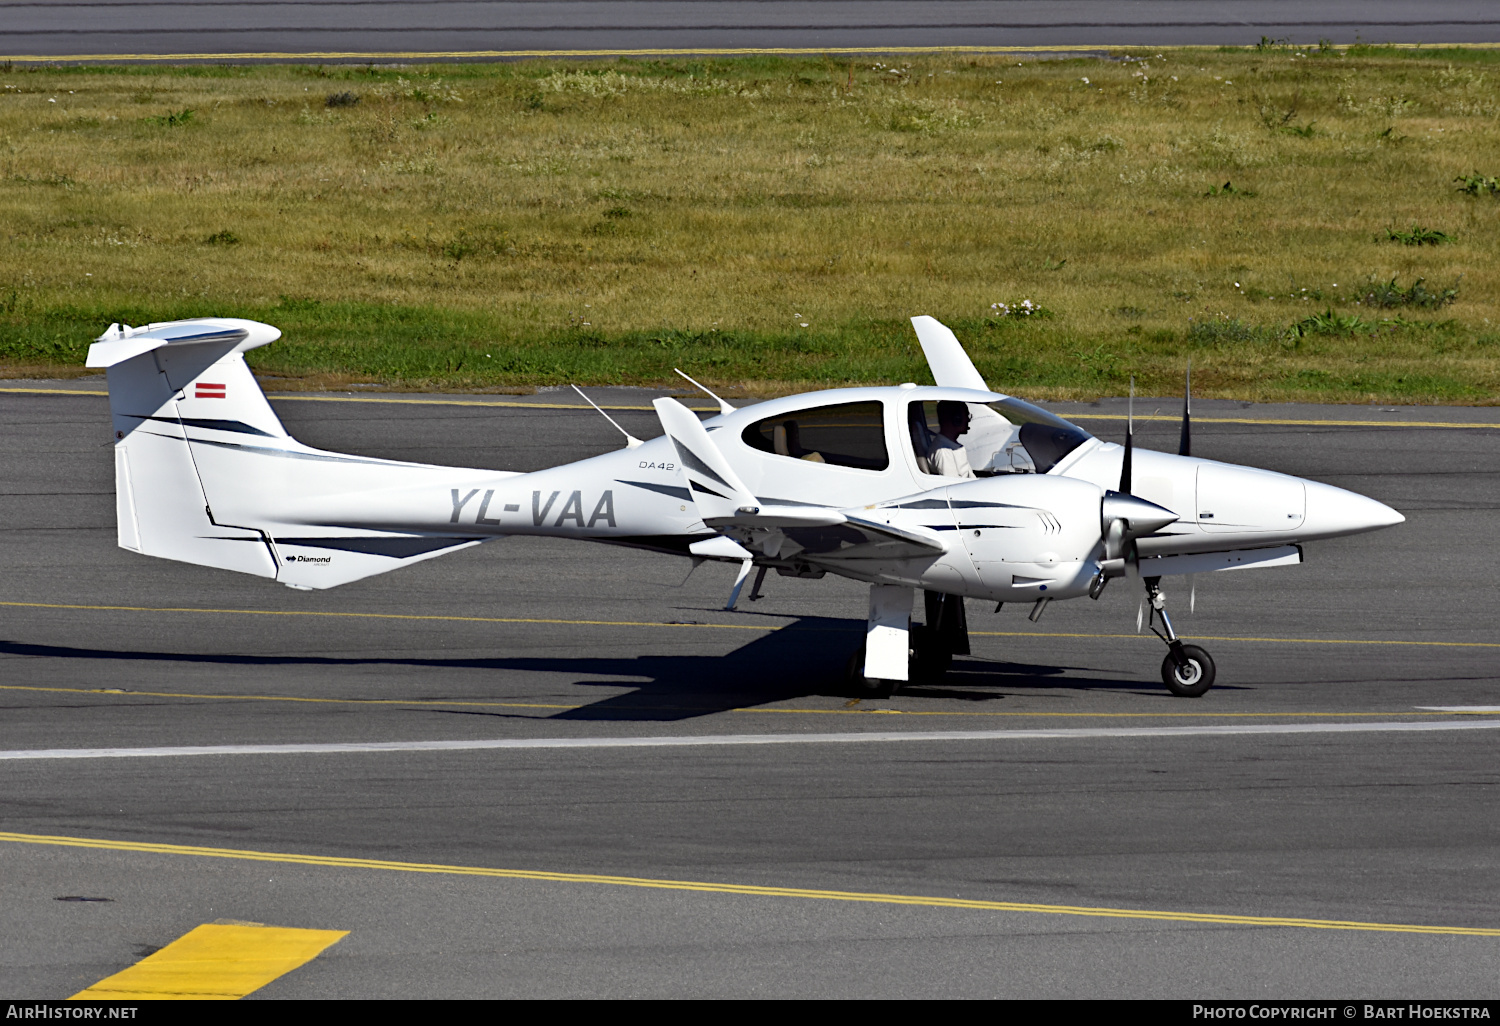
[1302,480,1405,538]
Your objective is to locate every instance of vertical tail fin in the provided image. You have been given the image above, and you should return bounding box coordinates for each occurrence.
[89,319,287,578]
[92,318,505,590]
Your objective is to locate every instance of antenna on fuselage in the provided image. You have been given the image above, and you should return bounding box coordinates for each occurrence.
[673,368,736,416]
[571,385,643,449]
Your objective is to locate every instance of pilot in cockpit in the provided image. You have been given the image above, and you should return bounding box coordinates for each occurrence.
[930,401,976,478]
[910,400,976,478]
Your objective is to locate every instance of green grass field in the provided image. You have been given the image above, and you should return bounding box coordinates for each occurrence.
[2,44,1499,402]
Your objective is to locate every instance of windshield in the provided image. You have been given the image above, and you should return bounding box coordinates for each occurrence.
[908,397,1092,477]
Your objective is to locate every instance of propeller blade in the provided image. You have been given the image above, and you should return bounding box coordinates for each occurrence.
[1136,596,1145,634]
[1188,573,1197,614]
[1120,376,1134,494]
[1178,361,1192,457]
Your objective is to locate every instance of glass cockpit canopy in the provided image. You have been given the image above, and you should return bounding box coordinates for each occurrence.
[908,396,1092,476]
[735,393,1092,477]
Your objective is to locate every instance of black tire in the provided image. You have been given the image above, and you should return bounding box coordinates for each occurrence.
[909,625,952,683]
[1161,644,1215,697]
[845,646,899,698]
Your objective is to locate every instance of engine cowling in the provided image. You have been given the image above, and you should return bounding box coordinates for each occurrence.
[935,474,1110,601]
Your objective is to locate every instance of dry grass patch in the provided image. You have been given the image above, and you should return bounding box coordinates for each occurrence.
[1,47,1499,401]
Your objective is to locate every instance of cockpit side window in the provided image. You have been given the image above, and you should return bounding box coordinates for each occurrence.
[742,401,888,471]
[907,398,1091,476]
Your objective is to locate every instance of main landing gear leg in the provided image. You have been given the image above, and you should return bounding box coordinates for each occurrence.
[1144,576,1215,698]
[913,591,968,682]
[845,584,912,698]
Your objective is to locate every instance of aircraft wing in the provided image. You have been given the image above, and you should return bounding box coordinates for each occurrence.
[653,397,948,566]
[803,515,948,562]
[705,507,847,530]
[706,507,945,563]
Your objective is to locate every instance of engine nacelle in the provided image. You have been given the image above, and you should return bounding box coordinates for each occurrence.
[881,474,1108,601]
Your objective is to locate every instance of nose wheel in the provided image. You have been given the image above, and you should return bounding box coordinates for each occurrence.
[1143,576,1215,698]
[1162,642,1215,697]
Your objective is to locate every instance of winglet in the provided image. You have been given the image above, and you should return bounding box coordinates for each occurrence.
[652,397,757,521]
[910,316,987,391]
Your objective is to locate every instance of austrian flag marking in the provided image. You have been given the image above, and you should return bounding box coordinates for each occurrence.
[195,382,226,399]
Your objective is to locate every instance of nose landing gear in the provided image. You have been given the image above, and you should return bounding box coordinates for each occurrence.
[1143,576,1215,697]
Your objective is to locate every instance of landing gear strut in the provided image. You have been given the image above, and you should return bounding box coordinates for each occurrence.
[846,584,912,698]
[845,587,971,697]
[1143,576,1215,698]
[913,590,967,681]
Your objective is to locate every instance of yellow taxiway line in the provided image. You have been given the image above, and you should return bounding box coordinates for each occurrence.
[70,922,346,1001]
[1065,412,1500,430]
[7,45,1112,63]
[267,392,721,412]
[0,385,717,413]
[4,599,1498,650]
[0,683,580,712]
[970,629,1500,649]
[5,681,1499,719]
[6,830,1496,937]
[4,42,1500,64]
[4,386,1497,429]
[0,599,774,631]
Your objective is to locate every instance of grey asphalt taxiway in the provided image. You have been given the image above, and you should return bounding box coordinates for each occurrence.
[2,1,1498,62]
[2,383,1499,998]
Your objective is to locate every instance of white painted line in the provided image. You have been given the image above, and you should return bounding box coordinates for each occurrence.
[1415,706,1500,713]
[3,720,1499,761]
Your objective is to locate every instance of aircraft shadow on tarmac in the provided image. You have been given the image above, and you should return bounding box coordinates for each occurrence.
[0,617,1170,722]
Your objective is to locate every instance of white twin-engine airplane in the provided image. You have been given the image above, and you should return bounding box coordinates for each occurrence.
[86,314,1403,699]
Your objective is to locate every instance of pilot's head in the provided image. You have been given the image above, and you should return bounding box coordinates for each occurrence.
[936,401,971,441]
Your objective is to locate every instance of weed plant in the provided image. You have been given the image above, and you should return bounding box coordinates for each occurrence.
[1,49,1499,402]
[1204,181,1257,197]
[1455,173,1500,196]
[1356,276,1460,309]
[1295,308,1369,336]
[1384,226,1454,245]
[141,107,194,127]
